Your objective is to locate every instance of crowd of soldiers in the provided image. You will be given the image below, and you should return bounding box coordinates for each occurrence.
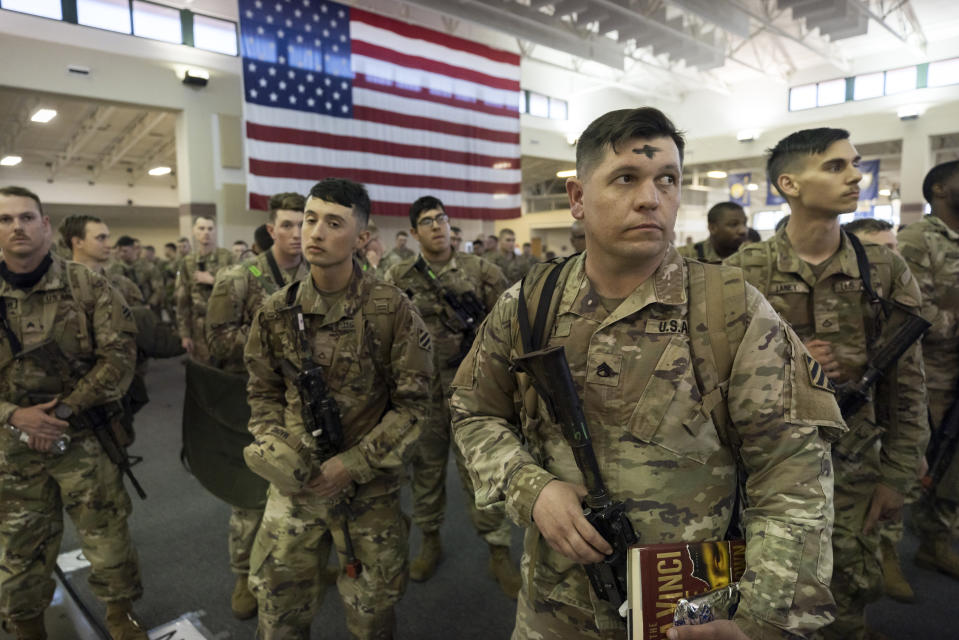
[0,105,958,640]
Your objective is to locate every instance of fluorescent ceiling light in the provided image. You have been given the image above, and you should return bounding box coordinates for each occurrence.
[746,183,759,191]
[1,156,23,166]
[556,169,576,178]
[878,188,892,197]
[31,108,57,123]
[148,166,172,176]
[706,170,727,179]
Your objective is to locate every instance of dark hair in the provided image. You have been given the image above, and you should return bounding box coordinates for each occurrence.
[268,192,306,222]
[144,245,154,252]
[253,223,273,252]
[922,160,959,204]
[396,230,408,238]
[843,218,894,234]
[767,128,850,198]
[308,178,371,228]
[450,225,462,234]
[193,215,215,226]
[576,108,686,179]
[499,228,515,238]
[707,201,745,225]
[775,214,791,232]
[0,185,43,214]
[115,235,137,248]
[59,214,102,250]
[746,228,761,243]
[165,242,177,251]
[178,237,189,243]
[409,195,445,227]
[233,240,248,246]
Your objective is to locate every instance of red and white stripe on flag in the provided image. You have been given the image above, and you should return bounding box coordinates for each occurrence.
[243,3,522,220]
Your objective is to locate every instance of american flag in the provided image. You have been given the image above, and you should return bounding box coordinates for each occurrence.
[239,0,522,220]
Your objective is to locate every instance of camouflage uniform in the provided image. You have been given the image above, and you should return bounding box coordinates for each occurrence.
[108,259,163,311]
[159,258,179,322]
[378,246,415,274]
[244,265,432,639]
[451,249,843,638]
[0,254,141,624]
[898,216,959,536]
[726,228,928,639]
[381,252,509,543]
[488,250,537,285]
[175,248,234,363]
[206,251,310,577]
[676,238,723,264]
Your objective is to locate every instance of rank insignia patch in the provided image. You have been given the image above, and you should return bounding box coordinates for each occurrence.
[804,353,834,393]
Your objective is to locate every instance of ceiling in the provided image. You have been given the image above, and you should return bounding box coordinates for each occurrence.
[0,87,177,187]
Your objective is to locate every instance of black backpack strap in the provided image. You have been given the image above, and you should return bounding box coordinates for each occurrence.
[517,261,566,354]
[265,251,286,288]
[845,231,881,306]
[695,241,706,260]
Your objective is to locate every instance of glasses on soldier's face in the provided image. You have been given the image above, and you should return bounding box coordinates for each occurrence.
[417,213,449,228]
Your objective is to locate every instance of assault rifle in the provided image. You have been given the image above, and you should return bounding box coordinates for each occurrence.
[412,257,485,366]
[922,380,959,492]
[513,345,637,609]
[835,305,930,419]
[64,402,147,500]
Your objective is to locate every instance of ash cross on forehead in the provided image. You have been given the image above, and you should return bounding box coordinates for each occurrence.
[632,145,661,159]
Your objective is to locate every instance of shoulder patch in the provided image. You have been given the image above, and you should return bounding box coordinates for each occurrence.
[804,353,835,393]
[416,326,431,351]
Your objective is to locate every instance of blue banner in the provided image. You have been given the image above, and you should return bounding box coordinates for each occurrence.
[859,160,880,200]
[766,179,786,206]
[728,172,751,206]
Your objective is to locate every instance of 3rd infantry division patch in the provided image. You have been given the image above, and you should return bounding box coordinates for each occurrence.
[804,353,835,393]
[417,327,431,351]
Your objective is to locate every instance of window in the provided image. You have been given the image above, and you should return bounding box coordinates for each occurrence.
[549,97,568,120]
[132,1,182,44]
[817,78,845,106]
[0,0,61,19]
[928,58,959,87]
[853,72,884,100]
[751,210,788,231]
[518,91,527,114]
[884,66,916,95]
[194,14,237,55]
[527,92,549,118]
[788,83,817,111]
[78,0,131,34]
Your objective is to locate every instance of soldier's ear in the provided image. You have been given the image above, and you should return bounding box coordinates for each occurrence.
[567,177,585,220]
[777,173,801,199]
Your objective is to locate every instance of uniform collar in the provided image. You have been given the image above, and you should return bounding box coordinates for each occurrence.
[558,247,687,326]
[924,214,959,241]
[771,226,862,285]
[0,252,62,294]
[296,260,367,327]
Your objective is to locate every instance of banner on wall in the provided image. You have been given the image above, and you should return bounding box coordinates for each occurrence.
[859,160,880,200]
[728,172,751,206]
[766,179,786,206]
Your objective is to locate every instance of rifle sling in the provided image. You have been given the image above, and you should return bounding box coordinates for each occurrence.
[412,256,468,331]
[517,261,565,354]
[846,231,881,307]
[265,250,286,288]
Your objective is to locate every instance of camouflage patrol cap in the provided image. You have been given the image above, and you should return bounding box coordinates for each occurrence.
[243,425,313,496]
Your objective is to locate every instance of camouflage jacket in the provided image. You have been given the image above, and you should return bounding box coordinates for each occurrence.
[488,250,537,285]
[381,251,507,377]
[108,259,163,308]
[244,266,433,492]
[898,215,959,392]
[105,270,145,306]
[676,237,723,264]
[725,227,928,494]
[206,250,310,373]
[174,248,234,340]
[450,249,841,636]
[0,254,137,427]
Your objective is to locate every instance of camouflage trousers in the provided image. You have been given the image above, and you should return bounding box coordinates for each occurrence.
[411,369,512,546]
[815,429,884,640]
[249,483,409,639]
[229,506,264,574]
[513,582,623,640]
[0,433,142,622]
[913,389,959,538]
[189,315,212,364]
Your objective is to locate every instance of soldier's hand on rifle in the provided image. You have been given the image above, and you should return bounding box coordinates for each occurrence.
[666,620,751,640]
[181,337,194,355]
[863,483,905,535]
[803,339,845,382]
[532,479,612,564]
[193,270,215,285]
[10,399,69,452]
[306,456,352,498]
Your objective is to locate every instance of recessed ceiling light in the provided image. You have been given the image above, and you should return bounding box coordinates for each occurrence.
[878,188,892,197]
[556,169,576,178]
[148,166,172,176]
[0,155,23,166]
[31,108,58,123]
[706,170,727,179]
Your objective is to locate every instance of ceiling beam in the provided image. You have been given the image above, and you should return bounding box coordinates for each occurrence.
[91,111,168,183]
[49,105,116,179]
[130,137,176,186]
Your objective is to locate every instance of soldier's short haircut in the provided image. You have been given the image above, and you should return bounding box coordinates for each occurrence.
[234,240,248,246]
[408,195,445,227]
[268,192,306,222]
[499,228,515,238]
[308,178,371,228]
[144,245,154,252]
[707,201,746,225]
[396,230,408,238]
[767,128,850,198]
[0,185,43,214]
[165,242,177,251]
[922,160,959,204]
[115,235,137,248]
[59,214,102,250]
[193,214,216,226]
[575,108,686,180]
[254,223,273,252]
[178,236,189,243]
[843,218,894,234]
[450,225,462,234]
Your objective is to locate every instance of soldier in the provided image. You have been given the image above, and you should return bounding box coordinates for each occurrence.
[160,242,178,323]
[381,196,520,594]
[175,215,234,362]
[569,220,586,254]
[725,128,928,639]
[450,108,842,639]
[204,192,311,619]
[449,225,463,252]
[844,218,898,253]
[244,178,433,639]
[677,201,748,264]
[109,235,164,312]
[60,216,143,306]
[0,187,147,640]
[899,160,959,580]
[378,230,415,272]
[488,228,537,285]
